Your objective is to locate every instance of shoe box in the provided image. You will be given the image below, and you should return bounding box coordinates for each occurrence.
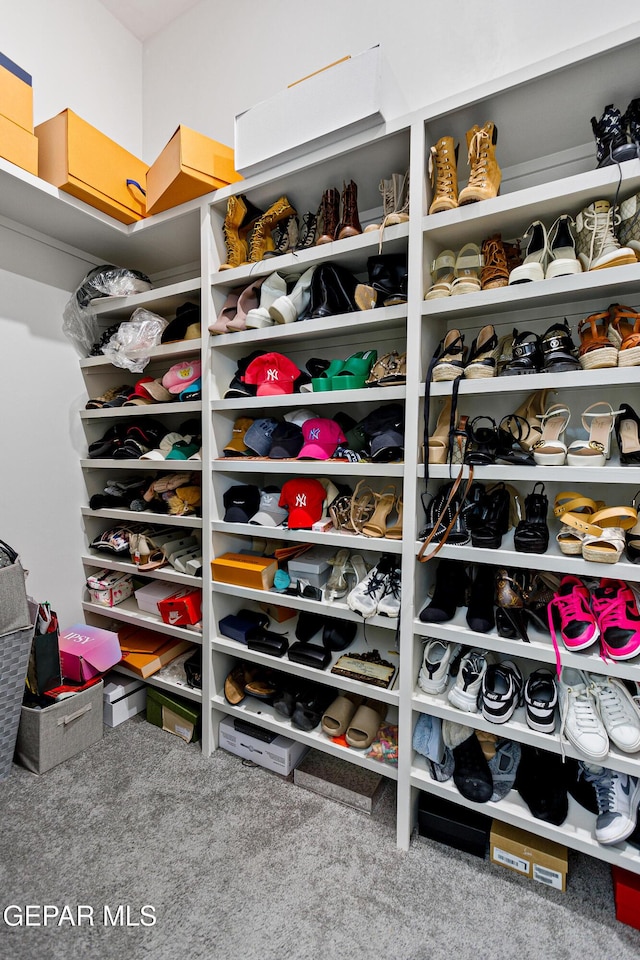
[135,580,183,615]
[611,865,640,931]
[102,672,147,727]
[287,548,332,589]
[219,714,308,776]
[418,792,491,858]
[490,821,568,891]
[146,687,201,743]
[294,749,386,814]
[211,553,278,590]
[0,51,37,175]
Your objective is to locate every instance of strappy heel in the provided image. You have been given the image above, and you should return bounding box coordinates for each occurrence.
[432,329,466,381]
[566,401,622,466]
[464,324,500,379]
[615,403,640,464]
[361,486,397,538]
[464,416,499,465]
[509,390,549,451]
[514,482,549,554]
[385,498,404,539]
[325,548,352,600]
[531,403,571,465]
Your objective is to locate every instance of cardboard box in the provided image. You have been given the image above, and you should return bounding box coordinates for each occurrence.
[14,681,103,774]
[0,52,33,131]
[219,714,308,775]
[211,553,277,590]
[146,686,201,743]
[157,587,202,627]
[0,112,37,175]
[418,792,491,858]
[234,46,398,177]
[117,624,195,679]
[294,750,386,814]
[86,569,134,607]
[145,125,242,215]
[102,673,147,727]
[35,108,147,224]
[490,821,568,891]
[257,601,297,623]
[58,623,121,683]
[134,580,181,616]
[612,865,640,931]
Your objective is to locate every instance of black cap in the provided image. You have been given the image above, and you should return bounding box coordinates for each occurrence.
[269,422,304,459]
[223,484,261,523]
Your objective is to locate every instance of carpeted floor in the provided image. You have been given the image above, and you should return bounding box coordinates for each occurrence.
[1,716,640,960]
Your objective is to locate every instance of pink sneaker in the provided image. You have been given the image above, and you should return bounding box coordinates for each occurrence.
[591,579,640,661]
[548,575,599,673]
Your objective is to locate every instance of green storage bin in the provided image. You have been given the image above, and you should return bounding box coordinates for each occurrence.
[146,686,201,743]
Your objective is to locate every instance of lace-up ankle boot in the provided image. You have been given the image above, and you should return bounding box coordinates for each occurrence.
[480,234,509,289]
[316,187,340,244]
[247,196,297,263]
[219,194,263,270]
[591,104,637,168]
[458,122,501,205]
[382,171,410,224]
[295,211,319,250]
[336,180,362,240]
[263,215,299,258]
[574,199,636,271]
[428,136,459,214]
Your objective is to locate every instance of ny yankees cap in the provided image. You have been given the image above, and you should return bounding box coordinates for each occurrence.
[243,417,279,457]
[223,484,261,523]
[297,418,346,460]
[249,486,288,527]
[269,422,304,459]
[242,352,301,397]
[279,477,326,529]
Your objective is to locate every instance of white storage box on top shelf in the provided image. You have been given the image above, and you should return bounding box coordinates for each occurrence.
[234,45,404,177]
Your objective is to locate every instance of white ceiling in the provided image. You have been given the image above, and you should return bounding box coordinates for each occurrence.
[98,0,201,41]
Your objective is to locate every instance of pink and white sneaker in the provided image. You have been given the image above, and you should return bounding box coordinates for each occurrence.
[548,575,599,673]
[591,579,640,661]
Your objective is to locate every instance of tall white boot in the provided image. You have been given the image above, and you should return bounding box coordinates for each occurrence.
[245,272,287,328]
[268,267,315,324]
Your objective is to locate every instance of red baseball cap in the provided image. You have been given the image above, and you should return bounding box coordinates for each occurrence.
[279,478,326,528]
[242,352,301,397]
[297,418,346,460]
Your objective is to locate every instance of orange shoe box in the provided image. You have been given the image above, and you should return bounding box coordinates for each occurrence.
[35,108,147,223]
[211,553,277,590]
[145,125,242,215]
[0,52,33,132]
[0,112,37,175]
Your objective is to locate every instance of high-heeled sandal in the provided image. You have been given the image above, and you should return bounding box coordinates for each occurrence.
[467,482,511,549]
[385,498,403,539]
[626,492,640,563]
[425,249,456,300]
[566,401,622,466]
[514,482,549,554]
[495,568,530,642]
[607,303,640,367]
[428,397,453,464]
[495,414,535,465]
[432,329,466,381]
[361,486,397,538]
[531,404,571,465]
[508,390,550,451]
[464,324,501,379]
[451,243,482,296]
[347,480,377,534]
[577,310,618,369]
[464,416,499,465]
[615,403,640,464]
[325,548,352,600]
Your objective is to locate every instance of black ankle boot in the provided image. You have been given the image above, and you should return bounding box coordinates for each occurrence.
[419,559,468,623]
[466,564,496,633]
[307,263,358,320]
[366,253,408,306]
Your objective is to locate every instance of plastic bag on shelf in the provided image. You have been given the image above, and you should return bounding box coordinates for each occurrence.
[101,308,168,372]
[62,264,153,357]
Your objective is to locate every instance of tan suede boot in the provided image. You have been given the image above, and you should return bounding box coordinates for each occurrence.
[458,121,501,205]
[247,196,297,263]
[428,137,459,214]
[219,194,262,270]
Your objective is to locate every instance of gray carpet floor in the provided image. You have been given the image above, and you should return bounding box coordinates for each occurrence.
[1,716,640,960]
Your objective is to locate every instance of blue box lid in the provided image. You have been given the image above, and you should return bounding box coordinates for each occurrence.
[0,52,32,86]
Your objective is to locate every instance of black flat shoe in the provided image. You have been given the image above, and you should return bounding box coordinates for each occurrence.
[615,402,640,464]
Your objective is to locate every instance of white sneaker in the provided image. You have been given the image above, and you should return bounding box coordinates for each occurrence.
[582,765,640,845]
[376,564,401,618]
[347,556,395,619]
[558,668,609,762]
[590,675,640,753]
[418,639,461,695]
[447,648,494,713]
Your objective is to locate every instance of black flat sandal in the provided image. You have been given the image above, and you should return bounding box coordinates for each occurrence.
[541,320,580,372]
[514,481,550,554]
[498,328,542,375]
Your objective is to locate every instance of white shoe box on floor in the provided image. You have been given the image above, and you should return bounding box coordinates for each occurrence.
[234,45,403,177]
[219,715,308,775]
[103,673,147,727]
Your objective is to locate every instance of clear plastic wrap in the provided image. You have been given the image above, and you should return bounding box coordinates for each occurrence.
[62,264,153,357]
[101,308,168,372]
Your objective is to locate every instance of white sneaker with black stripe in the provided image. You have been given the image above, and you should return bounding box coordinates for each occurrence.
[524,669,558,734]
[481,660,523,724]
[418,639,461,695]
[448,648,495,713]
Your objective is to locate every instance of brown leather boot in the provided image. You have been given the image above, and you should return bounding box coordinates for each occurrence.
[316,187,340,244]
[247,196,297,263]
[481,234,509,289]
[219,194,263,270]
[336,180,362,240]
[428,137,459,214]
[458,122,501,205]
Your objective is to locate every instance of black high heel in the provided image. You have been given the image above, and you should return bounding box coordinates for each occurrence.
[468,482,511,549]
[419,558,469,623]
[495,414,535,465]
[495,568,530,642]
[514,482,549,554]
[615,403,640,464]
[464,416,499,465]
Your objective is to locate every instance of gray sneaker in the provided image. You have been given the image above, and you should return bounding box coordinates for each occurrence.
[583,765,640,845]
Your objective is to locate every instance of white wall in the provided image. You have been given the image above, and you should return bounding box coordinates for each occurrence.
[141,0,640,162]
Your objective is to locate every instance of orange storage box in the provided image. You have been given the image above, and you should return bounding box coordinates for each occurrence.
[35,109,147,224]
[0,52,33,132]
[0,112,37,175]
[145,125,242,215]
[211,553,277,590]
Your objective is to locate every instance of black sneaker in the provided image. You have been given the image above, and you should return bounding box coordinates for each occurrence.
[481,661,523,724]
[452,731,493,803]
[591,104,638,168]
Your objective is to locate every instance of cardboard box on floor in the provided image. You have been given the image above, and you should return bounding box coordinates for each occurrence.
[145,125,242,215]
[35,108,147,223]
[490,820,568,891]
[0,51,33,131]
[146,687,201,743]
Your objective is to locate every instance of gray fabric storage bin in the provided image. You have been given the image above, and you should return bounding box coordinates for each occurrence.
[0,556,36,783]
[15,680,103,774]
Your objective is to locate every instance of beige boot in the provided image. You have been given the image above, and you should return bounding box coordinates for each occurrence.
[247,196,297,263]
[458,122,501,205]
[365,171,410,232]
[428,137,459,214]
